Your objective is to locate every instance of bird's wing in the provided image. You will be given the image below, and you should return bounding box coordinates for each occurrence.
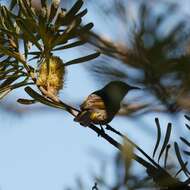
[74,110,92,126]
[74,109,108,125]
[80,94,106,110]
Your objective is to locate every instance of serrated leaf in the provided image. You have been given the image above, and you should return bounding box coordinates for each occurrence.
[64,52,100,66]
[153,118,161,158]
[174,142,190,177]
[158,123,172,163]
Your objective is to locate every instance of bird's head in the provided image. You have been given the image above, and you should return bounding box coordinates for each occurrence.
[103,81,140,102]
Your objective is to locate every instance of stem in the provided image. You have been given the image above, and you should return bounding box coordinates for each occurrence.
[105,124,162,169]
[88,123,158,169]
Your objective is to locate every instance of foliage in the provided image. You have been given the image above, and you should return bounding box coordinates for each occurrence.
[1,1,190,190]
[0,0,99,101]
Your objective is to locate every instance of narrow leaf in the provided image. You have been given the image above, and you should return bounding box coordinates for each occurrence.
[24,87,67,110]
[158,123,172,163]
[10,0,18,10]
[180,137,190,147]
[153,118,161,158]
[164,144,171,168]
[76,8,87,18]
[185,124,190,131]
[17,98,36,105]
[53,40,85,51]
[48,0,60,22]
[75,23,94,36]
[63,0,83,25]
[183,150,190,156]
[174,142,190,177]
[0,73,20,88]
[64,52,100,66]
[185,115,190,121]
[175,161,188,177]
[0,88,11,99]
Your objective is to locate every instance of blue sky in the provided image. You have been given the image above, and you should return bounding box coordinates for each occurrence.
[0,0,189,190]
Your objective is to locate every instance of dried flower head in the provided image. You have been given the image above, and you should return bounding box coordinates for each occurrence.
[36,56,65,96]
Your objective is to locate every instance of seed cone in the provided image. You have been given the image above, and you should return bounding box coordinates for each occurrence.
[37,56,65,96]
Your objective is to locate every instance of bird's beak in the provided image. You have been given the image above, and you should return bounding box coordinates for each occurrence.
[129,86,141,90]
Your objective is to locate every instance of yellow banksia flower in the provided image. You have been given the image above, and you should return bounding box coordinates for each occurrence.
[36,56,65,96]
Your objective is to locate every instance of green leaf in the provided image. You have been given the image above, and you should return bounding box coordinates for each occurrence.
[158,123,172,163]
[53,40,85,51]
[21,0,35,18]
[185,115,190,121]
[24,87,79,116]
[41,0,47,8]
[153,118,161,158]
[24,86,67,110]
[175,161,188,177]
[0,72,20,88]
[180,137,190,147]
[76,8,87,18]
[183,150,190,156]
[17,98,36,105]
[16,18,42,50]
[164,144,171,168]
[10,0,18,10]
[64,52,100,66]
[174,142,190,177]
[63,0,83,25]
[54,8,66,28]
[52,17,82,47]
[0,87,11,99]
[74,23,94,36]
[0,46,26,65]
[185,124,190,131]
[48,0,60,23]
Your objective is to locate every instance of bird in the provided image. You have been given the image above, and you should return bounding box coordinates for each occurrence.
[74,81,140,131]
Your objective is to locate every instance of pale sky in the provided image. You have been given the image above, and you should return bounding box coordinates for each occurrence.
[0,1,189,190]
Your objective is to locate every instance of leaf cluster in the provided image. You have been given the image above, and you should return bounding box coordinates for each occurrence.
[0,0,100,100]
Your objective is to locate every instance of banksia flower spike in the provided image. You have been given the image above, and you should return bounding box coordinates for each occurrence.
[37,56,65,96]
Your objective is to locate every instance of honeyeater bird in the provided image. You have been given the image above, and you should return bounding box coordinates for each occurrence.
[74,81,140,129]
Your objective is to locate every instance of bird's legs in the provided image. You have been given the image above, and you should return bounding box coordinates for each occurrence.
[98,124,105,137]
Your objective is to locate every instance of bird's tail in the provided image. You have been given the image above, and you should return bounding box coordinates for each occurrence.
[74,110,92,126]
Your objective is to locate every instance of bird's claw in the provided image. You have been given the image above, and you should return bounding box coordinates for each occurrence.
[105,124,111,130]
[97,125,105,137]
